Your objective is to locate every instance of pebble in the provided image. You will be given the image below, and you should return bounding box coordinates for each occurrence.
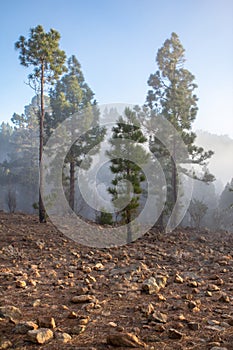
[14,321,38,334]
[16,280,27,288]
[175,274,184,283]
[168,328,183,339]
[0,340,12,349]
[37,316,56,329]
[55,332,72,343]
[71,295,96,303]
[106,332,146,347]
[149,311,167,324]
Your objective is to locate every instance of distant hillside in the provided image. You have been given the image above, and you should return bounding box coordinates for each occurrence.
[195,130,233,187]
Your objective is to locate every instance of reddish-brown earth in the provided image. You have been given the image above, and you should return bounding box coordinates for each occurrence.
[0,212,232,349]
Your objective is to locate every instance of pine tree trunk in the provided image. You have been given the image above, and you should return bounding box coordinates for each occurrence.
[126,210,132,244]
[39,62,46,223]
[69,159,75,211]
[171,158,177,205]
[156,211,164,231]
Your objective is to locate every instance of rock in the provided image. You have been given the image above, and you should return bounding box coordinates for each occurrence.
[207,320,220,326]
[187,322,200,331]
[206,291,213,297]
[141,303,154,316]
[28,279,37,286]
[106,332,146,347]
[16,280,27,288]
[55,332,72,343]
[156,275,167,288]
[68,311,78,319]
[206,325,226,332]
[157,294,166,301]
[32,299,41,307]
[218,294,230,303]
[76,286,89,295]
[71,295,96,303]
[149,311,167,323]
[79,316,90,325]
[109,321,118,327]
[14,321,38,334]
[70,325,86,335]
[188,280,198,287]
[0,306,22,323]
[188,301,198,309]
[215,278,224,286]
[142,276,167,295]
[37,316,56,329]
[168,328,183,339]
[82,266,92,273]
[93,262,105,270]
[178,314,186,321]
[207,284,221,291]
[175,274,184,283]
[28,328,53,344]
[0,340,12,349]
[153,324,166,332]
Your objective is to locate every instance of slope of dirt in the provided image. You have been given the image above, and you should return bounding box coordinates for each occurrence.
[0,212,232,350]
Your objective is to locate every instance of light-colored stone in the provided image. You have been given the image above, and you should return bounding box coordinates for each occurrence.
[150,311,167,324]
[37,316,56,329]
[207,284,220,291]
[142,276,167,295]
[94,262,105,270]
[107,332,146,347]
[16,280,27,288]
[28,328,53,344]
[0,306,21,323]
[55,332,72,343]
[175,274,184,283]
[0,340,12,349]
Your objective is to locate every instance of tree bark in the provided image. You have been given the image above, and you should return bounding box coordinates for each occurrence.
[171,157,177,205]
[126,209,132,244]
[39,62,46,223]
[69,159,75,211]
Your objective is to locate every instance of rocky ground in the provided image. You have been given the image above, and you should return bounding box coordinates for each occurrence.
[0,212,232,350]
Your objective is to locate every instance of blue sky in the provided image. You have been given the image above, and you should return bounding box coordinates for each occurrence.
[0,0,233,137]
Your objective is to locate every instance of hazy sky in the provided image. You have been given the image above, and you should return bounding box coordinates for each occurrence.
[0,0,233,137]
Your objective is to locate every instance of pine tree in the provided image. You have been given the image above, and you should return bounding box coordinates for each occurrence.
[145,32,214,228]
[15,25,67,222]
[108,107,148,243]
[48,55,105,211]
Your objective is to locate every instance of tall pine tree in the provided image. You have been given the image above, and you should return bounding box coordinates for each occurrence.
[15,25,67,222]
[146,32,214,228]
